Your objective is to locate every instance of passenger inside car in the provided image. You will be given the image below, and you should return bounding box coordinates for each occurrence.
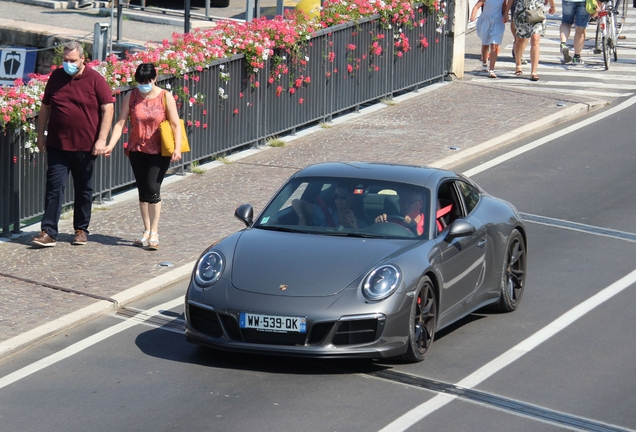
[292,185,368,229]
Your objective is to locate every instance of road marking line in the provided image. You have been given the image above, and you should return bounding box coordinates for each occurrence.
[462,94,636,177]
[0,298,183,390]
[521,213,636,242]
[379,268,636,432]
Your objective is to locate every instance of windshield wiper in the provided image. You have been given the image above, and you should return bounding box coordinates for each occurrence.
[254,225,307,233]
[323,231,384,238]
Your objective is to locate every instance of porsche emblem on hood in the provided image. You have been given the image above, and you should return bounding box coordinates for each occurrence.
[279,284,288,291]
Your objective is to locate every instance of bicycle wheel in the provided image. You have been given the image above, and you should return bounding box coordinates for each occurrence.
[608,12,618,61]
[602,35,610,70]
[617,0,627,38]
[595,19,602,54]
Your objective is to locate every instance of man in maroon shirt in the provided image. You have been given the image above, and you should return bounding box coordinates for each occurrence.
[31,41,114,247]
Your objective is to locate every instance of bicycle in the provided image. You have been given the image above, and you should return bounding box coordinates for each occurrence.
[593,0,621,70]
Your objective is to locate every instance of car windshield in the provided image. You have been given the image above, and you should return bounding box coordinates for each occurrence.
[254,177,431,239]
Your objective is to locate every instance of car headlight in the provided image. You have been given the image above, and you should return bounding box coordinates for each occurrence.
[362,265,401,301]
[194,251,224,288]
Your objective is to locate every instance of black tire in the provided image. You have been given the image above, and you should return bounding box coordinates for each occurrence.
[602,35,610,70]
[402,277,437,363]
[608,14,618,62]
[494,229,526,312]
[594,20,602,54]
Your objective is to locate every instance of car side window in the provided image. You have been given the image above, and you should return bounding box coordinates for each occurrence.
[436,181,463,235]
[456,181,480,215]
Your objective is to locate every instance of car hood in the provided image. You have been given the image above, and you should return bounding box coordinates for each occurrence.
[231,229,409,297]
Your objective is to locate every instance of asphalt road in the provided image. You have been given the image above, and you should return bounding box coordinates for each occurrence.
[1,98,635,431]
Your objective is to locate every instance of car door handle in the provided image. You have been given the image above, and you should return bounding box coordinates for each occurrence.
[478,238,487,248]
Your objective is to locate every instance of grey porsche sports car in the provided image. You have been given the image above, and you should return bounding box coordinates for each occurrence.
[185,162,527,362]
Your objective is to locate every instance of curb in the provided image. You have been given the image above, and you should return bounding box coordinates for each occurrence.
[0,86,602,362]
[430,99,608,169]
[0,263,194,361]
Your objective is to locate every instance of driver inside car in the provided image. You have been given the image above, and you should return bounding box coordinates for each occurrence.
[374,190,425,235]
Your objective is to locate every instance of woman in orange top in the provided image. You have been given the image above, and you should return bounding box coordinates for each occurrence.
[105,63,182,250]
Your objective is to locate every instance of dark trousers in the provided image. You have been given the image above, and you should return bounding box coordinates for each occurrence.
[128,151,170,204]
[41,146,96,239]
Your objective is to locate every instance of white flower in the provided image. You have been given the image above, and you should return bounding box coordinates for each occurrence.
[166,83,172,89]
[305,56,310,62]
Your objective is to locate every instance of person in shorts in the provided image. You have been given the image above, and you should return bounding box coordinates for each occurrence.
[560,0,592,65]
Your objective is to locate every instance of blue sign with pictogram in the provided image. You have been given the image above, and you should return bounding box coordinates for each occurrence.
[0,48,37,86]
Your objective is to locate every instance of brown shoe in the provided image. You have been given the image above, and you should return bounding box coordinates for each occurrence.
[32,231,56,248]
[72,229,88,245]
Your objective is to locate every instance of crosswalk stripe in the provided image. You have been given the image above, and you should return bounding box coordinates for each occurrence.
[468,80,632,97]
[469,10,636,97]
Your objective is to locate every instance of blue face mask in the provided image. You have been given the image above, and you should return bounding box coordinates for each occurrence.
[137,83,153,93]
[63,61,79,75]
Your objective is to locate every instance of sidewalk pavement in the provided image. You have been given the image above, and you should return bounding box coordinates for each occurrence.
[0,0,608,361]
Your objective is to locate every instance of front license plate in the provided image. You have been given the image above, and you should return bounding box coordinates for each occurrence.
[239,312,307,333]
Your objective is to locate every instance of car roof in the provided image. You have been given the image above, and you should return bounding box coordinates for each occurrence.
[292,162,457,188]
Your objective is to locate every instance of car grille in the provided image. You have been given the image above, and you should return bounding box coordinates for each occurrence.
[332,319,380,346]
[188,303,223,338]
[189,303,383,347]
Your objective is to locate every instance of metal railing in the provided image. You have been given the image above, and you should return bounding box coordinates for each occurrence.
[0,9,447,236]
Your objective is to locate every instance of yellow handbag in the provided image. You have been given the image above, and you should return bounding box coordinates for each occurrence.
[159,92,190,157]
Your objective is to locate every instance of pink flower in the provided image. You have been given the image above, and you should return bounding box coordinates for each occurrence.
[299,98,304,104]
[233,108,239,114]
[347,64,353,73]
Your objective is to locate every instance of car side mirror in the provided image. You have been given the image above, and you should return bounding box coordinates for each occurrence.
[445,219,476,241]
[234,204,254,227]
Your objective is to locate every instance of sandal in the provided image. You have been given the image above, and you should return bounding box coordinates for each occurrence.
[530,74,539,81]
[488,70,497,78]
[133,230,150,248]
[514,67,523,76]
[481,62,488,72]
[147,232,159,250]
